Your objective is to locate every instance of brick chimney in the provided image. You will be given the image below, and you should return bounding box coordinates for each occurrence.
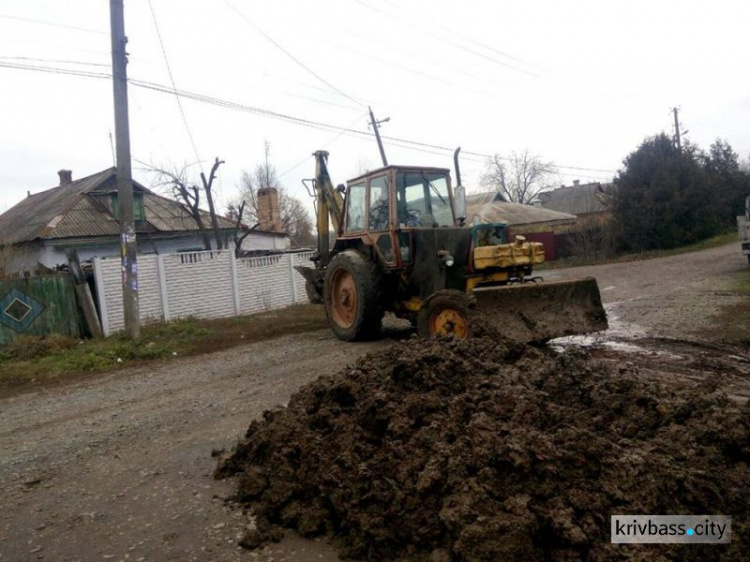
[257,187,282,232]
[58,169,73,185]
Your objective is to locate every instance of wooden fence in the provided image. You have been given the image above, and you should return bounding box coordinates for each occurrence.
[0,274,83,344]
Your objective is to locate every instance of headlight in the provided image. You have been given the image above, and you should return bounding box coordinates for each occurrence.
[438,250,455,267]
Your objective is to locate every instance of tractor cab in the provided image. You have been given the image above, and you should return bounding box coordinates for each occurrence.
[338,165,457,270]
[342,166,456,230]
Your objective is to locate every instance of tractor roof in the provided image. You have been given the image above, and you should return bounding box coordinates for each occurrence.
[347,165,451,185]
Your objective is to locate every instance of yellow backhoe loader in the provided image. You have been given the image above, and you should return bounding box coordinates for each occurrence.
[296,150,607,342]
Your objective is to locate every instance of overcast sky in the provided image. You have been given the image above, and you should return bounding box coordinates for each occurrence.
[1,0,748,218]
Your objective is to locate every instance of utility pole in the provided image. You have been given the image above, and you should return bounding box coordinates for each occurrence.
[368,106,390,167]
[672,107,682,151]
[110,0,140,340]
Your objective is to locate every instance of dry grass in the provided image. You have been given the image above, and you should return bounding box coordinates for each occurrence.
[0,304,327,394]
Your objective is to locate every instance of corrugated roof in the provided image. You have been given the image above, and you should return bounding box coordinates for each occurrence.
[0,168,245,243]
[466,191,576,226]
[46,196,120,238]
[537,182,615,215]
[0,168,116,244]
[466,191,506,207]
[143,192,236,232]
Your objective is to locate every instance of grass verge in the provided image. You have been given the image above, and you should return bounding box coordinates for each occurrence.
[541,232,739,269]
[0,304,327,394]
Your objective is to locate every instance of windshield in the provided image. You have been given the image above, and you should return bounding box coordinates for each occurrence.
[395,172,454,227]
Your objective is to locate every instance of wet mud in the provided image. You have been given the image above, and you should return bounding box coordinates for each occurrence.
[216,337,749,561]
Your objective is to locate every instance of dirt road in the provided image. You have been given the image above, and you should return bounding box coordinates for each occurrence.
[1,243,748,561]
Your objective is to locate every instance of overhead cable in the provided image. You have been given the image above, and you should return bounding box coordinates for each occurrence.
[0,60,616,178]
[223,0,367,109]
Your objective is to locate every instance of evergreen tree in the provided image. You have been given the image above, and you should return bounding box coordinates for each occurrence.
[704,139,750,228]
[612,133,716,251]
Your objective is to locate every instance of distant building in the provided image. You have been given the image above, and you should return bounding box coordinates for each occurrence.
[465,191,577,260]
[535,181,616,226]
[467,191,577,232]
[0,168,288,275]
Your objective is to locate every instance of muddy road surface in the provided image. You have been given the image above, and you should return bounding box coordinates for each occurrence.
[1,243,748,561]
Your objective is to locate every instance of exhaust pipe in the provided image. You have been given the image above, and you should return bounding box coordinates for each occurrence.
[453,147,466,226]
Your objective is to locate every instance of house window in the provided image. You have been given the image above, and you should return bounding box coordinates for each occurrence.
[112,193,145,221]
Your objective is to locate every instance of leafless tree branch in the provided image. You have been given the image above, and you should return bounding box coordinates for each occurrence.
[481,150,558,204]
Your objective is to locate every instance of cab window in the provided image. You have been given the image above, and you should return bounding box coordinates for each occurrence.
[396,172,453,227]
[368,175,390,231]
[345,182,366,232]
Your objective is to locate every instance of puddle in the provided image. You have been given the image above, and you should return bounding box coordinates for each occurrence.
[551,305,684,360]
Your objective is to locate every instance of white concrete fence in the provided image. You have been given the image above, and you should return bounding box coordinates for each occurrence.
[93,250,315,336]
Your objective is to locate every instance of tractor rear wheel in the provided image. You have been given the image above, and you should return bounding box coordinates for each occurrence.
[417,290,474,339]
[324,250,383,341]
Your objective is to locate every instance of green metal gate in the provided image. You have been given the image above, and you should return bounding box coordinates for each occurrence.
[0,274,83,344]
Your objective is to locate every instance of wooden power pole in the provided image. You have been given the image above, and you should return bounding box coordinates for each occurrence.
[368,106,390,167]
[672,107,682,151]
[110,0,140,340]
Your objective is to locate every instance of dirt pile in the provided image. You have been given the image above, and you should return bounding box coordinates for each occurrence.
[216,337,750,561]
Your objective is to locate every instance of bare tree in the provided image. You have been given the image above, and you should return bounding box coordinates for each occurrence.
[234,142,315,248]
[355,155,375,177]
[481,150,558,204]
[151,158,227,250]
[227,200,260,251]
[200,158,225,249]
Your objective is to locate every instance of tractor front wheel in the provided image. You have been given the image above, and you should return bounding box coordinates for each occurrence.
[417,291,474,339]
[324,250,383,341]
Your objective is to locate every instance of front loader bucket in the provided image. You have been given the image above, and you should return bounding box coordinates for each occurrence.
[470,277,608,344]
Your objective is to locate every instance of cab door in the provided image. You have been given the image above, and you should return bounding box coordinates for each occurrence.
[367,174,397,266]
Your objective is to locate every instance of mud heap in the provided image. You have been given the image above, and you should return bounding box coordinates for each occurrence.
[216,337,750,561]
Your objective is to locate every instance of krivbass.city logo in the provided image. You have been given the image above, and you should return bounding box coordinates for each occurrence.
[611,515,731,544]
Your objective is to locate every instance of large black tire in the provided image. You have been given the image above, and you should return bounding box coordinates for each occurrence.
[324,250,383,341]
[417,290,474,339]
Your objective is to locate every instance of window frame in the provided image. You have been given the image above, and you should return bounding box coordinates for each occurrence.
[344,181,367,234]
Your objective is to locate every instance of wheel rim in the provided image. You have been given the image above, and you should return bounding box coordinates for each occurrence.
[330,268,358,329]
[430,308,469,339]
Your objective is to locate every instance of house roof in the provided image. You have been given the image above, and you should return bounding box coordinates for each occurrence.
[466,191,576,227]
[536,182,615,216]
[0,168,249,244]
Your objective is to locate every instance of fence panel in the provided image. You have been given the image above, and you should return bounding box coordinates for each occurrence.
[163,251,235,320]
[236,254,293,315]
[94,254,163,334]
[0,274,83,344]
[94,250,316,336]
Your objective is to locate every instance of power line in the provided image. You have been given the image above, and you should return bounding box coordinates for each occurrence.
[0,60,616,178]
[352,0,539,78]
[0,60,110,79]
[0,55,109,67]
[317,37,455,87]
[0,14,106,35]
[278,113,369,180]
[379,0,544,73]
[147,0,203,173]
[310,34,538,103]
[223,0,367,109]
[376,135,615,174]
